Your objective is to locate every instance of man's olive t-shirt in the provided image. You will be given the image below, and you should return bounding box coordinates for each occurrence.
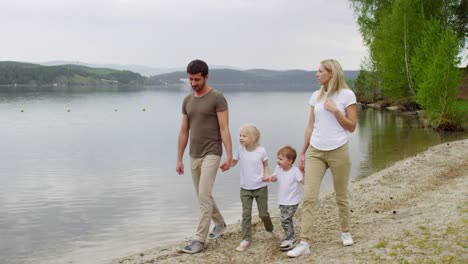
[182,89,228,158]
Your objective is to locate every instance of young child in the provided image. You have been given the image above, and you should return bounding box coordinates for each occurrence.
[231,124,281,251]
[270,145,303,251]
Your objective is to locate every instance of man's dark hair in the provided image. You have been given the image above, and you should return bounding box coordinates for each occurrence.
[187,59,209,77]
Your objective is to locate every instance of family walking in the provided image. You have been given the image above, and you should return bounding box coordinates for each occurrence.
[176,59,357,258]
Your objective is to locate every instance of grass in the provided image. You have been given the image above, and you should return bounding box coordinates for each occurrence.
[368,202,468,263]
[375,240,388,248]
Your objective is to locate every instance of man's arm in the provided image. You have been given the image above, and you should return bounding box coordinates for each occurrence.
[217,110,232,172]
[176,114,189,175]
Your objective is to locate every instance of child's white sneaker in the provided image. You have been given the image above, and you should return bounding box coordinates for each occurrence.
[280,239,296,251]
[287,241,310,257]
[341,232,354,246]
[235,240,251,251]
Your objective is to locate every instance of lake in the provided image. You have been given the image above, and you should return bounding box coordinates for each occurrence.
[0,87,466,264]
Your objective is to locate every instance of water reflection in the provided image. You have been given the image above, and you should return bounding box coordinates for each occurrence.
[356,108,466,178]
[0,90,466,264]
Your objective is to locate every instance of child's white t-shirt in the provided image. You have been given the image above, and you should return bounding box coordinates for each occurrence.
[309,88,356,151]
[272,165,303,205]
[234,145,268,190]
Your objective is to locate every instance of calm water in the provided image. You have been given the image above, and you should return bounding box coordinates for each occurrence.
[0,88,466,264]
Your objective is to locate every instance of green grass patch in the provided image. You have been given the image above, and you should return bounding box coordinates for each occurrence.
[375,240,388,248]
[392,243,405,250]
[369,220,467,263]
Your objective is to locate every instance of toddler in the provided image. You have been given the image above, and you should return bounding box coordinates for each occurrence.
[270,145,303,251]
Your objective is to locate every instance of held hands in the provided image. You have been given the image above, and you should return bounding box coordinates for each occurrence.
[176,161,184,175]
[262,175,277,182]
[219,158,232,172]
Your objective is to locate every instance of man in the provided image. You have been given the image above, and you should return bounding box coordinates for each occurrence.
[176,59,233,254]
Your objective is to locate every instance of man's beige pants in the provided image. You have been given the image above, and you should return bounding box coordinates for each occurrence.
[190,154,225,242]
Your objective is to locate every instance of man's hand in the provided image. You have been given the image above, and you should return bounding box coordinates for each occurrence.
[176,161,184,175]
[219,159,231,172]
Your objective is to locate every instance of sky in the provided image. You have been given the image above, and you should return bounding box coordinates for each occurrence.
[1,0,368,70]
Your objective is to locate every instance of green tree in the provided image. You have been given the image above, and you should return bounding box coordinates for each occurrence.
[412,20,463,129]
[350,0,465,99]
[354,57,382,102]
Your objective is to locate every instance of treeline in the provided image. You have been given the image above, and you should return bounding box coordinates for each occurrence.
[350,0,467,130]
[0,61,150,86]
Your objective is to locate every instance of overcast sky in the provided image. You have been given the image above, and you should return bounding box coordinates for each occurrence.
[1,0,368,70]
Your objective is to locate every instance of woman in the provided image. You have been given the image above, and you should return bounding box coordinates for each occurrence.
[287,59,357,257]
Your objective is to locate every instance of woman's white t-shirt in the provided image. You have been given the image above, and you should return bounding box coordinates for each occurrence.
[234,145,268,190]
[309,88,356,151]
[272,165,303,205]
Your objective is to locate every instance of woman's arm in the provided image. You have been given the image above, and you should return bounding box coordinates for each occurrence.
[299,106,315,172]
[325,99,357,132]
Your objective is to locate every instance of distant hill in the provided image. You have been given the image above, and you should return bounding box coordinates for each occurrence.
[152,68,359,91]
[0,61,149,86]
[39,61,241,76]
[0,61,359,91]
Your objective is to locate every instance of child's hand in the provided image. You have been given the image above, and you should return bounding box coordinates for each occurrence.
[262,176,271,182]
[270,176,278,182]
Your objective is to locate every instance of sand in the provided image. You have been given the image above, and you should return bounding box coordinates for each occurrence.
[110,139,468,264]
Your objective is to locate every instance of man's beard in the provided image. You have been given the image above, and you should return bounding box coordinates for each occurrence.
[191,80,206,92]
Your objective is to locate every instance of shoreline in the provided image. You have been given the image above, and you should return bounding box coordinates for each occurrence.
[111,139,468,264]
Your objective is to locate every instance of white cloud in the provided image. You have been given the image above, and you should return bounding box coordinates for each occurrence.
[0,0,367,70]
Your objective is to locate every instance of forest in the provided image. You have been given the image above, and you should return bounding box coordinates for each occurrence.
[349,0,467,130]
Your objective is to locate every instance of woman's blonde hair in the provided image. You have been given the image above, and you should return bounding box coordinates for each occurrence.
[318,59,349,100]
[239,123,261,146]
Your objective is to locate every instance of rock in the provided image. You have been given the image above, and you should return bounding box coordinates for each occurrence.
[386,106,400,111]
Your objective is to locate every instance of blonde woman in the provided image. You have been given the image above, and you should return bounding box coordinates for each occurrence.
[287,59,357,257]
[231,124,281,251]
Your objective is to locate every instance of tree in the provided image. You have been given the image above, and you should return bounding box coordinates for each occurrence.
[350,0,466,99]
[412,20,463,129]
[354,57,382,102]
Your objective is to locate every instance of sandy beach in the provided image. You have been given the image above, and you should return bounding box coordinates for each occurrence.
[111,139,468,264]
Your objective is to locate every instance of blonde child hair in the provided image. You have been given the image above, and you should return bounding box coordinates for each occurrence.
[239,124,261,147]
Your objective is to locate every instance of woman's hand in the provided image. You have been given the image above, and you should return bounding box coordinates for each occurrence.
[299,153,305,173]
[324,98,338,114]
